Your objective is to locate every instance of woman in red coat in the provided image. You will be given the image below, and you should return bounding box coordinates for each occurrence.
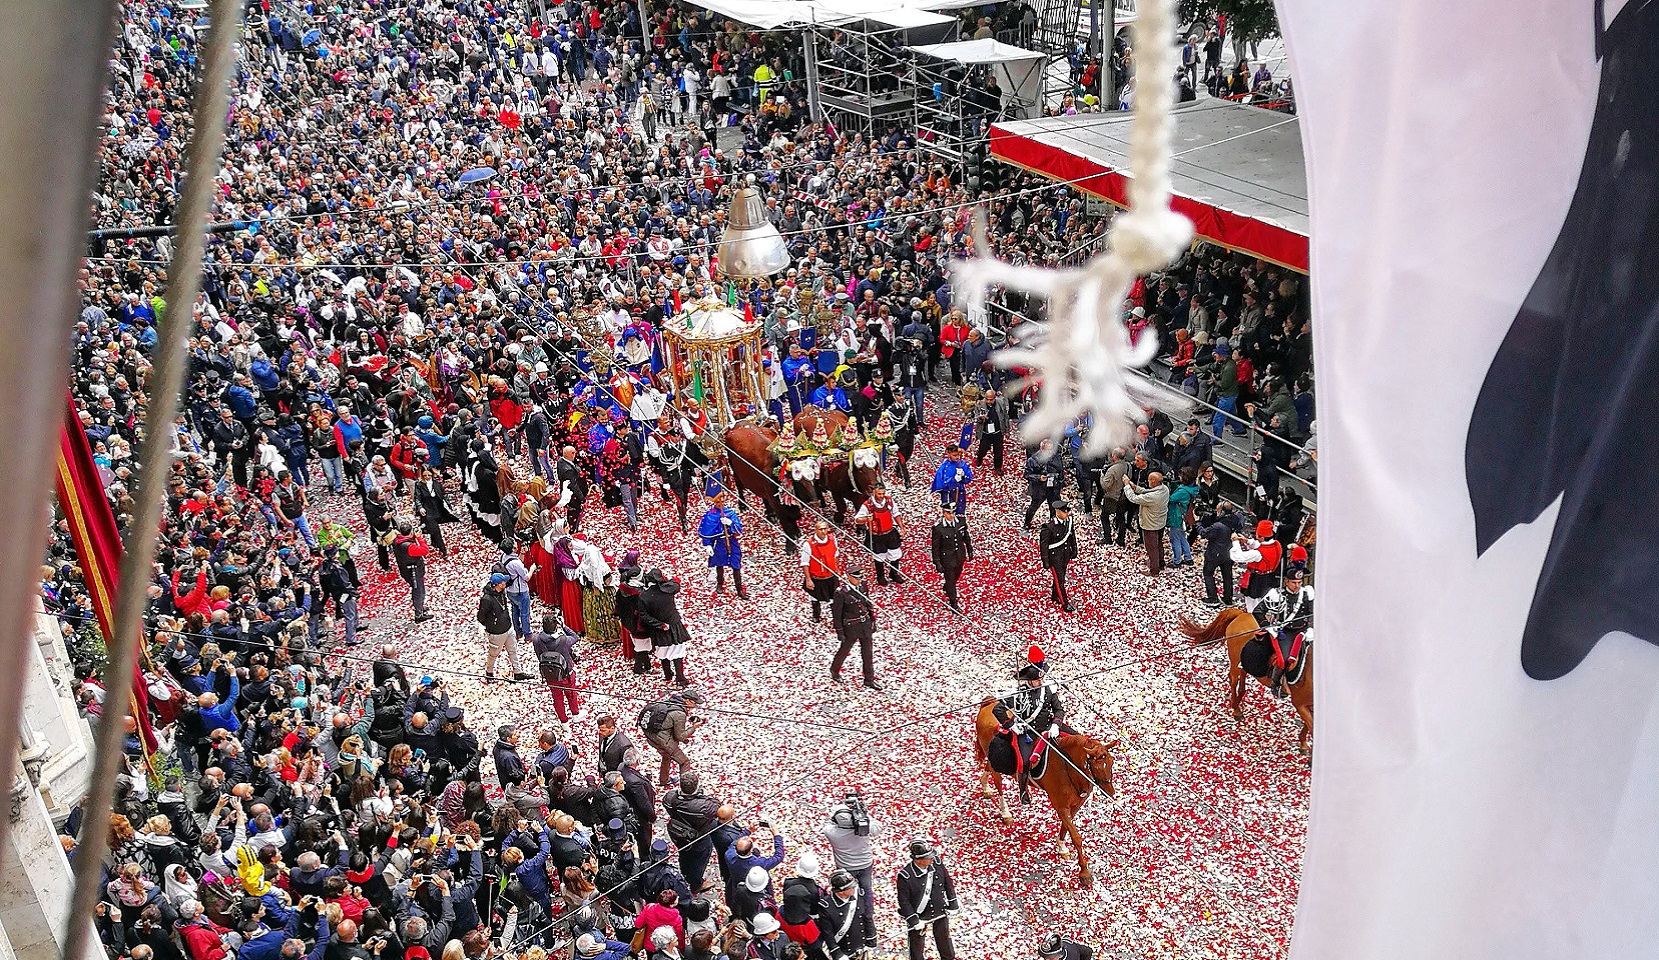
[490,378,524,456]
[939,316,970,384]
[172,568,210,619]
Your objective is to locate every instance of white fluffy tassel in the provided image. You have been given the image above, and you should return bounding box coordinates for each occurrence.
[953,0,1192,456]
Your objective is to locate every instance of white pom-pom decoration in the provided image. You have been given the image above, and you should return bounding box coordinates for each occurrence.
[952,0,1192,456]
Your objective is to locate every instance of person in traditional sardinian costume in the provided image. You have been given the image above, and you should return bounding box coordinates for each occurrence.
[524,520,584,635]
[574,539,622,645]
[637,568,693,687]
[437,342,470,404]
[880,401,915,487]
[512,474,548,547]
[615,550,652,674]
[698,491,747,599]
[552,527,586,634]
[853,483,904,585]
[464,437,504,543]
[1230,519,1283,615]
[653,424,700,533]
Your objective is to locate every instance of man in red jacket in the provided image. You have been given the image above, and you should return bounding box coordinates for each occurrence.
[388,427,425,489]
[391,521,433,622]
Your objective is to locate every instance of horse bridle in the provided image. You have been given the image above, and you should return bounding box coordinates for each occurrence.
[1060,737,1111,793]
[1030,729,1110,795]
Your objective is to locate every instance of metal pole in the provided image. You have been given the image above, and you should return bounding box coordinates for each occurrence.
[0,0,122,892]
[1090,0,1101,103]
[804,13,823,124]
[89,219,249,243]
[637,0,649,47]
[1103,0,1115,108]
[62,1,244,958]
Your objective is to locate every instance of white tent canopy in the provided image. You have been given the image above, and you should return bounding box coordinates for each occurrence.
[683,0,973,30]
[859,6,952,29]
[909,38,1046,121]
[906,38,1045,64]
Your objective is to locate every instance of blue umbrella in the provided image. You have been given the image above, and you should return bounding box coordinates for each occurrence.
[458,167,497,186]
[302,27,321,44]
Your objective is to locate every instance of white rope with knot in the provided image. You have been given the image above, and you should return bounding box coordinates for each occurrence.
[951,0,1193,456]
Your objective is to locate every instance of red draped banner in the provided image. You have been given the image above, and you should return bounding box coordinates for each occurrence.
[55,394,156,754]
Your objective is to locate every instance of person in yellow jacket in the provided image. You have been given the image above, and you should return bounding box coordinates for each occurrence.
[236,842,275,895]
[754,61,775,106]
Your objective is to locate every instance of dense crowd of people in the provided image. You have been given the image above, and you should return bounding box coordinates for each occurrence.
[56,1,1313,960]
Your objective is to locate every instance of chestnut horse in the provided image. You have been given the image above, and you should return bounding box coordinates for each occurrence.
[973,700,1117,887]
[1179,607,1315,755]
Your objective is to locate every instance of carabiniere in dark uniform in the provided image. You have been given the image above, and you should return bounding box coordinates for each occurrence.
[997,649,1066,804]
[895,839,959,960]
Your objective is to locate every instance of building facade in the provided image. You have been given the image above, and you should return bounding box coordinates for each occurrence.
[0,606,97,960]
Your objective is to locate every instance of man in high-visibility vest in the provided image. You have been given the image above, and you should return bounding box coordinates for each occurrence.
[754,60,775,106]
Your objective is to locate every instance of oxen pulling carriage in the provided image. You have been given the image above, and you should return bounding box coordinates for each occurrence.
[722,408,888,528]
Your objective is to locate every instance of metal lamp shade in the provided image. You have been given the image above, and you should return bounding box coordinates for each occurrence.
[718,183,790,278]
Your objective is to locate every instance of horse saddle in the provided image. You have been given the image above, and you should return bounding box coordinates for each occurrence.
[1283,641,1311,687]
[1239,635,1274,679]
[985,734,1019,778]
[984,729,1049,779]
[1022,736,1052,779]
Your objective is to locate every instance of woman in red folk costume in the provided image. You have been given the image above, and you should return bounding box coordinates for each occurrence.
[524,520,585,634]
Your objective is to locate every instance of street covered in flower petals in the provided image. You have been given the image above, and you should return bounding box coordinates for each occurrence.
[338,399,1308,960]
[55,1,1317,958]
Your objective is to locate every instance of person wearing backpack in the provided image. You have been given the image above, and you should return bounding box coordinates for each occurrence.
[532,614,582,722]
[663,770,720,892]
[495,544,534,639]
[639,686,704,788]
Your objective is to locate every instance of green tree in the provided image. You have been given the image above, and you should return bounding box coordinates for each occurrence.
[1184,0,1279,46]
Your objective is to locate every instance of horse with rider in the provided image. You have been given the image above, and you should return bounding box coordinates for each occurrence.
[973,645,1117,886]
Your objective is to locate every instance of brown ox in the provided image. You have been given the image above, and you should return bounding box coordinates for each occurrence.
[792,408,881,524]
[722,422,822,519]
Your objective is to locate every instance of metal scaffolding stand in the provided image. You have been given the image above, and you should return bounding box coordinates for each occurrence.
[1014,0,1135,108]
[906,38,1045,168]
[810,12,955,139]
